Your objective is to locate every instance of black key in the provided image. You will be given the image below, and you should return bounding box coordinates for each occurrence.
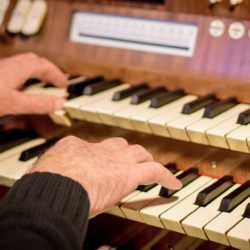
[182,93,217,114]
[203,97,238,119]
[159,167,199,198]
[137,162,178,192]
[112,83,149,101]
[19,138,58,162]
[150,89,185,108]
[67,76,104,99]
[195,176,234,206]
[237,109,250,125]
[164,162,178,174]
[43,83,54,88]
[219,180,250,212]
[130,87,166,105]
[67,75,81,81]
[0,129,37,153]
[137,184,157,192]
[84,79,121,96]
[23,78,41,88]
[243,203,250,218]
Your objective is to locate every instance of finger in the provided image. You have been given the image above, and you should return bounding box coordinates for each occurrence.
[2,91,65,115]
[133,162,182,190]
[1,53,68,88]
[97,137,129,151]
[119,144,153,163]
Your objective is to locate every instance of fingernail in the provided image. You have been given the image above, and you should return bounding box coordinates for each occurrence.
[169,179,183,190]
[55,98,65,110]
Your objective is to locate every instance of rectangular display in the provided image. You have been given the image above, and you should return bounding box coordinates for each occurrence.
[70,12,198,57]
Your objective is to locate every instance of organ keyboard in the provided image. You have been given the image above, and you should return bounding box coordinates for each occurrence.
[1,0,250,249]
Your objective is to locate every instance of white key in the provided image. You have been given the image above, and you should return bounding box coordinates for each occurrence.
[120,184,164,223]
[97,97,133,126]
[226,124,250,153]
[181,184,239,240]
[148,96,196,137]
[206,105,249,149]
[140,176,212,229]
[186,104,247,145]
[79,84,129,123]
[160,178,216,233]
[21,0,48,36]
[248,136,250,150]
[113,101,151,130]
[131,95,196,134]
[0,138,45,162]
[0,152,38,187]
[49,110,72,127]
[105,190,141,218]
[167,109,204,141]
[227,218,250,250]
[65,85,128,121]
[205,197,250,246]
[7,0,32,34]
[0,0,10,27]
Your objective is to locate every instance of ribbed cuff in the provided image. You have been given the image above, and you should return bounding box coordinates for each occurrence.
[0,172,90,249]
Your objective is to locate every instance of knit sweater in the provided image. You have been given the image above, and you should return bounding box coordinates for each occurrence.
[0,172,90,250]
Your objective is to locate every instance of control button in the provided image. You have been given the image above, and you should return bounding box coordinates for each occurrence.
[228,22,245,39]
[209,20,225,37]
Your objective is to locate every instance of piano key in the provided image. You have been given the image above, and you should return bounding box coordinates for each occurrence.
[194,175,234,207]
[130,87,166,105]
[243,203,250,218]
[147,95,197,137]
[67,76,104,99]
[167,109,205,141]
[140,176,212,228]
[181,184,239,240]
[77,85,132,123]
[226,218,250,250]
[160,178,216,233]
[0,136,45,162]
[112,83,149,101]
[182,93,217,115]
[204,197,250,245]
[131,95,196,134]
[186,104,248,145]
[0,139,50,186]
[203,97,238,119]
[78,84,148,124]
[159,168,199,198]
[219,180,250,212]
[120,167,182,222]
[150,89,185,108]
[84,79,121,96]
[19,138,58,162]
[107,163,179,220]
[206,104,250,148]
[65,84,129,121]
[0,129,37,154]
[226,124,250,153]
[237,108,250,125]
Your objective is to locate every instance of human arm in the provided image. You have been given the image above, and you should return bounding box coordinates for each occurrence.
[0,136,182,249]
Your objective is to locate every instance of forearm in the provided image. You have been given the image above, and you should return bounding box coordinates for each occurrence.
[0,172,90,250]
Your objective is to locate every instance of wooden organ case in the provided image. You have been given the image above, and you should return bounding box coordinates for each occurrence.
[0,0,250,249]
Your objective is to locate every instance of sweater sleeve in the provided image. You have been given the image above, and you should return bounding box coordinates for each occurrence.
[0,172,90,250]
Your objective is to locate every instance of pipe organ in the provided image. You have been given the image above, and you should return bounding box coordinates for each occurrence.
[0,0,250,249]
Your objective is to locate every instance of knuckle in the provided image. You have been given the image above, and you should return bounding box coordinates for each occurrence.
[131,144,145,154]
[24,52,38,59]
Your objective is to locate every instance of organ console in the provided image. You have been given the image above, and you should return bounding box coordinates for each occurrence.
[0,0,250,249]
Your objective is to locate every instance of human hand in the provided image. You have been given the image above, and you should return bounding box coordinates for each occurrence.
[0,53,68,116]
[30,136,182,217]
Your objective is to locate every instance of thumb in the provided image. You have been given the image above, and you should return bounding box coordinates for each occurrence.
[5,91,65,115]
[134,162,183,190]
